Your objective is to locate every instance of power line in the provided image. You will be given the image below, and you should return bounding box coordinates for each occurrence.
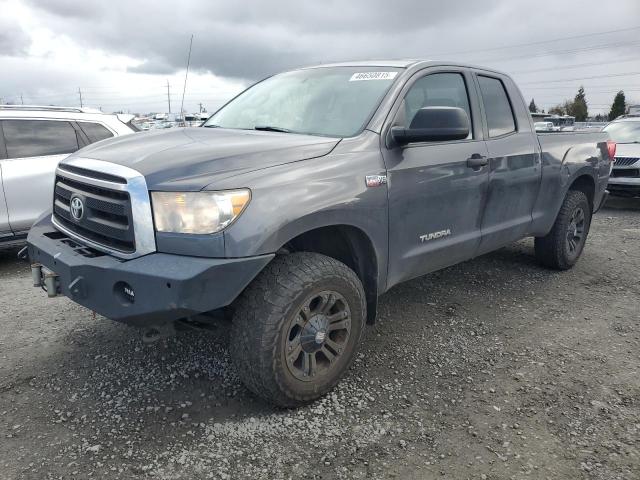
[433,25,640,56]
[474,40,640,64]
[519,71,640,85]
[511,57,640,75]
[525,84,640,90]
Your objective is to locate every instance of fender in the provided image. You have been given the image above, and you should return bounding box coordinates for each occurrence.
[530,139,604,236]
[216,146,390,292]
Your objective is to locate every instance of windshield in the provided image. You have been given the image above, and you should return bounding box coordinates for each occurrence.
[204,67,402,137]
[603,121,640,143]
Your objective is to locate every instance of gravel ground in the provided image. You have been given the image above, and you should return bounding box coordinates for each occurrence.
[1,197,639,480]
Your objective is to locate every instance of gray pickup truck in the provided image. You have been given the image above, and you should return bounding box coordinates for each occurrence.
[26,60,613,407]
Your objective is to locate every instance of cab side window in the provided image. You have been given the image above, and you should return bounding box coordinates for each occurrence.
[2,120,79,159]
[78,122,114,143]
[477,75,516,137]
[403,72,472,138]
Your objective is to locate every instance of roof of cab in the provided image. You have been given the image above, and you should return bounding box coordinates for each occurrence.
[299,59,510,76]
[301,59,425,69]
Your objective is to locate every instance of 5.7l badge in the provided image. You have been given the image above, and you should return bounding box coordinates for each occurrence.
[365,175,387,187]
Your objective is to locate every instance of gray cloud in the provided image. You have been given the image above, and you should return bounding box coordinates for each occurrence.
[0,16,31,56]
[4,0,640,113]
[23,0,507,80]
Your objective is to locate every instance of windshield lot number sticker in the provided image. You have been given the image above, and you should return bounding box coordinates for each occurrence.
[349,71,398,81]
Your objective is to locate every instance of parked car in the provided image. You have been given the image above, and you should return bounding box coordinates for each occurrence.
[26,61,612,407]
[153,121,174,129]
[534,121,554,132]
[544,115,575,131]
[0,105,137,249]
[602,116,640,197]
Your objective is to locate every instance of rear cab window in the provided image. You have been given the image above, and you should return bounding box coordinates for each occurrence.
[78,122,114,143]
[477,75,517,137]
[1,119,79,159]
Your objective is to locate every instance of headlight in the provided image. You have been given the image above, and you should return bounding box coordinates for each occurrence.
[151,189,250,234]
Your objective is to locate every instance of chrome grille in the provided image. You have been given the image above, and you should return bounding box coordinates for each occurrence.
[53,175,135,252]
[613,157,639,166]
[51,157,156,259]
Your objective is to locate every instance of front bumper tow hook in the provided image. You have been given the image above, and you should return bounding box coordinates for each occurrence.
[44,270,60,298]
[18,246,29,261]
[31,263,43,287]
[32,263,60,297]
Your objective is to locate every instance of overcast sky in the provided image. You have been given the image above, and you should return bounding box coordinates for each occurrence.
[1,0,639,115]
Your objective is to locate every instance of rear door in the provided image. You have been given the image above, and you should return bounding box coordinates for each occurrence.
[0,129,10,237]
[0,177,9,238]
[383,69,490,287]
[0,119,84,232]
[473,73,542,254]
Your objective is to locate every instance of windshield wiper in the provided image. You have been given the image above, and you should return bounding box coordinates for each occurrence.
[254,125,292,133]
[203,124,220,128]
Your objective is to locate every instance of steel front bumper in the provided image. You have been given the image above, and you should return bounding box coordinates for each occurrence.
[27,215,273,326]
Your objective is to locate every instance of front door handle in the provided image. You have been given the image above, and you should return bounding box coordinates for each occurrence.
[466,154,488,169]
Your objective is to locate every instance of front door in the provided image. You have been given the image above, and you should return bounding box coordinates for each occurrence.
[383,70,490,287]
[0,119,82,232]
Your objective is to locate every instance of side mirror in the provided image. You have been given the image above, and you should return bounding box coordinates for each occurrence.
[391,106,470,146]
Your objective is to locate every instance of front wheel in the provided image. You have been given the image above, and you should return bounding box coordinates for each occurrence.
[230,252,366,407]
[535,189,592,270]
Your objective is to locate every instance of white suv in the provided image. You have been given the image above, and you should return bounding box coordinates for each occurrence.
[0,106,137,248]
[603,116,640,197]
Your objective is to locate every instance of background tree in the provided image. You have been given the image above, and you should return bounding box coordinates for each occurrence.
[571,86,588,121]
[549,104,565,116]
[608,91,626,121]
[529,99,539,113]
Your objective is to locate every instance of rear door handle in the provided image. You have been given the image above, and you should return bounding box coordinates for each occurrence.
[467,154,488,169]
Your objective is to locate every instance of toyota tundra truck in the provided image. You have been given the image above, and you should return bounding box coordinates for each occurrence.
[26,61,613,407]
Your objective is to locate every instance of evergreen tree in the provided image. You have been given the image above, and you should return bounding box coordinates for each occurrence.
[608,91,626,121]
[563,100,574,117]
[572,86,588,121]
[528,99,538,113]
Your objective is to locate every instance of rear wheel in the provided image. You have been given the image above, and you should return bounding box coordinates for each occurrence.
[535,189,592,270]
[230,252,366,407]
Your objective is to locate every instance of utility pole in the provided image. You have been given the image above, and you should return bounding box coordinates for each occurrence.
[20,94,24,105]
[166,80,171,113]
[78,87,83,108]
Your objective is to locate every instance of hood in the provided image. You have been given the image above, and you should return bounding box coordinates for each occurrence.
[69,127,340,190]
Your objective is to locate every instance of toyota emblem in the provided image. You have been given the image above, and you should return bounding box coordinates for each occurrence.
[70,196,84,220]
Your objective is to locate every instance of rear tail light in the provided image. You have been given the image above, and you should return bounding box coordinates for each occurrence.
[607,140,616,161]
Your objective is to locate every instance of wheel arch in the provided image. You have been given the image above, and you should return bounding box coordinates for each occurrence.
[568,173,596,212]
[280,224,380,324]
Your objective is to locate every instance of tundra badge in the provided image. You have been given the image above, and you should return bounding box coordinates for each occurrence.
[420,229,451,243]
